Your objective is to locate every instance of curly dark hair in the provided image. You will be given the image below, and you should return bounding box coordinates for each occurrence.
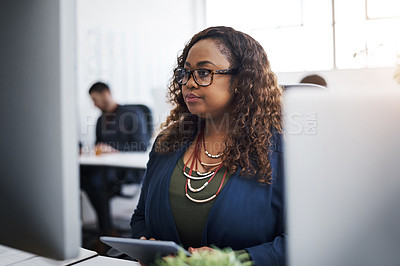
[155,26,282,184]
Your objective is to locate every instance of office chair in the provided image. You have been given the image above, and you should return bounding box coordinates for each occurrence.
[110,104,153,199]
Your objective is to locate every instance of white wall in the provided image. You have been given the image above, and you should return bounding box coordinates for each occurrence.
[77,0,205,148]
[277,67,400,91]
[76,0,400,148]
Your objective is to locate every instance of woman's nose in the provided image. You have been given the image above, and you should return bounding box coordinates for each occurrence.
[185,72,198,89]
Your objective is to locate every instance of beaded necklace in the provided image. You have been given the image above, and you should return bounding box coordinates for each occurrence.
[183,128,227,203]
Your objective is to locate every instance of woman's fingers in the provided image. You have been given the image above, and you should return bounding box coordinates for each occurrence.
[139,236,156,241]
[189,246,215,253]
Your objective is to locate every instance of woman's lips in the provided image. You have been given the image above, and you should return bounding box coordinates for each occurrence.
[185,93,201,103]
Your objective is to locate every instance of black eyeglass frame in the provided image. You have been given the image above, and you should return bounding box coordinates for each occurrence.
[174,67,237,87]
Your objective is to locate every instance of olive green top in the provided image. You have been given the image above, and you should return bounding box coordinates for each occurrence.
[169,156,230,249]
[169,155,252,264]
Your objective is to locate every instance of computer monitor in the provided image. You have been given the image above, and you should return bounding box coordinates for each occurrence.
[0,0,80,260]
[284,88,400,266]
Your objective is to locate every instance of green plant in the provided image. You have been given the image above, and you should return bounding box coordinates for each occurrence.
[152,247,253,266]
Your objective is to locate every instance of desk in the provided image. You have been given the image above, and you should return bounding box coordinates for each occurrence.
[76,255,139,265]
[0,245,139,265]
[79,151,150,169]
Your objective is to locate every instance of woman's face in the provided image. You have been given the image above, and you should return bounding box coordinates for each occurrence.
[181,39,234,122]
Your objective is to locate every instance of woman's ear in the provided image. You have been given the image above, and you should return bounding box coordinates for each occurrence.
[230,77,239,94]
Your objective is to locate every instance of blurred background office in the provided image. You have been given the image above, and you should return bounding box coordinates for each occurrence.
[78,0,399,149]
[77,0,400,250]
[1,0,398,261]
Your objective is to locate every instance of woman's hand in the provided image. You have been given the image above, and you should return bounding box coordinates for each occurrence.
[188,246,216,254]
[140,236,156,241]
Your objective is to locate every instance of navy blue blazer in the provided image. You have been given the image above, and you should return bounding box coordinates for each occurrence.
[131,133,285,265]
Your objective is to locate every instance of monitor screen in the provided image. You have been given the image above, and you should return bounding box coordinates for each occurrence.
[0,0,80,260]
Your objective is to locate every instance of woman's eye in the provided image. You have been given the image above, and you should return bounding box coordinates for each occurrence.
[197,70,211,78]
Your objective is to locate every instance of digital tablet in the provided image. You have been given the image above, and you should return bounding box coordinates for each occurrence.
[100,236,190,264]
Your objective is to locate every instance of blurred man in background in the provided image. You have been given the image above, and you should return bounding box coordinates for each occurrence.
[81,82,152,253]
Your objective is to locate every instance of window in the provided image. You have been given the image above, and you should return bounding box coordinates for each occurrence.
[206,0,400,71]
[335,0,400,68]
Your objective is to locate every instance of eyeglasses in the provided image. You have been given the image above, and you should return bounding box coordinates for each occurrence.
[174,67,237,87]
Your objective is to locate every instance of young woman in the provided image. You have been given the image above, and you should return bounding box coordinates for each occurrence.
[131,26,285,265]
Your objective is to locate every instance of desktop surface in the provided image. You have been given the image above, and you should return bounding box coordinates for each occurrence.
[79,151,150,168]
[0,244,138,265]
